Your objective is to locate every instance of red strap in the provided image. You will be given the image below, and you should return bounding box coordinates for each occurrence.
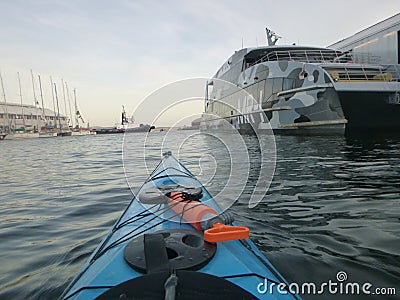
[204,223,249,243]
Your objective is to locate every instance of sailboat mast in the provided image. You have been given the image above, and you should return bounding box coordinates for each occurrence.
[30,70,37,105]
[61,79,69,128]
[17,72,26,129]
[0,70,10,133]
[31,69,40,132]
[54,83,62,131]
[73,88,79,127]
[65,82,74,129]
[38,75,46,128]
[50,77,57,130]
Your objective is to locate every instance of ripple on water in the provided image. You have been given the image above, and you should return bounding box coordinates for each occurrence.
[0,133,399,299]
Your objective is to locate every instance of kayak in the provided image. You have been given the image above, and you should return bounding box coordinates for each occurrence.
[62,152,300,299]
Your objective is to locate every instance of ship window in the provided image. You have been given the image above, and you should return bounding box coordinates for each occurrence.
[398,31,400,64]
[256,81,265,103]
[272,78,283,94]
[255,70,268,81]
[282,78,296,91]
[264,79,273,100]
[243,58,257,71]
[242,60,247,72]
[243,49,270,70]
[245,84,257,102]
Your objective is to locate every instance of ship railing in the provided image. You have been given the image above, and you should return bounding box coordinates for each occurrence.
[252,49,382,66]
[251,49,400,82]
[383,64,400,82]
[323,64,400,82]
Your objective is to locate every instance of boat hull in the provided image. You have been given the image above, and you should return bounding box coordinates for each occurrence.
[4,132,40,139]
[201,83,400,136]
[39,132,58,138]
[95,125,153,134]
[71,130,92,136]
[202,46,400,136]
[57,131,72,137]
[337,91,400,130]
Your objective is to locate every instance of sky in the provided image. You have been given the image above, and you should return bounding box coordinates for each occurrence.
[0,0,399,126]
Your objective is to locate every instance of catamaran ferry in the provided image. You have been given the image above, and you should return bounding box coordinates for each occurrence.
[201,29,400,135]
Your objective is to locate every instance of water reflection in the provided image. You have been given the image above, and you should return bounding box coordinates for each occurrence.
[232,133,400,299]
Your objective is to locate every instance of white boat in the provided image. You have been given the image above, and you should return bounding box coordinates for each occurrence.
[71,128,94,136]
[5,132,40,139]
[39,131,58,138]
[68,89,96,136]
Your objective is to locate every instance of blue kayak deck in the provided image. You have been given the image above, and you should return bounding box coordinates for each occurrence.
[62,154,299,300]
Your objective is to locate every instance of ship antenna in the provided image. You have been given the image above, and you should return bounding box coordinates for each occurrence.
[122,105,126,125]
[265,27,281,46]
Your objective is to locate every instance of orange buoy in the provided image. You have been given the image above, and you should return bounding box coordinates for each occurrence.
[168,192,219,231]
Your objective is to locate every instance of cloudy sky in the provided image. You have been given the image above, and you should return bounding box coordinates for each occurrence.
[0,0,398,126]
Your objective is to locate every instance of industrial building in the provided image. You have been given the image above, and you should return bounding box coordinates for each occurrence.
[329,13,400,65]
[0,102,69,133]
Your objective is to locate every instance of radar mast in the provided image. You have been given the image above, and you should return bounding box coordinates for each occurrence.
[265,28,281,46]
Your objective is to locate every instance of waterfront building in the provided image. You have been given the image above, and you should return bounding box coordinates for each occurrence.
[0,102,69,133]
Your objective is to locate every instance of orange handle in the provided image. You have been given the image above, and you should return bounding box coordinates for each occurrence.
[204,223,249,243]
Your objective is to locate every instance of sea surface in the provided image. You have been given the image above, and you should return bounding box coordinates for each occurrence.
[0,131,399,299]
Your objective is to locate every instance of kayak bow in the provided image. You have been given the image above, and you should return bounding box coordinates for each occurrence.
[62,152,300,299]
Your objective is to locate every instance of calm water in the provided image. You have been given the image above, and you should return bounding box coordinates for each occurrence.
[0,131,399,299]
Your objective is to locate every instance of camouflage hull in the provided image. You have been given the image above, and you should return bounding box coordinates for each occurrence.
[202,45,400,136]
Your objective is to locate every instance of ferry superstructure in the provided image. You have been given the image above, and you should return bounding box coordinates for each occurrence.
[201,30,400,135]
